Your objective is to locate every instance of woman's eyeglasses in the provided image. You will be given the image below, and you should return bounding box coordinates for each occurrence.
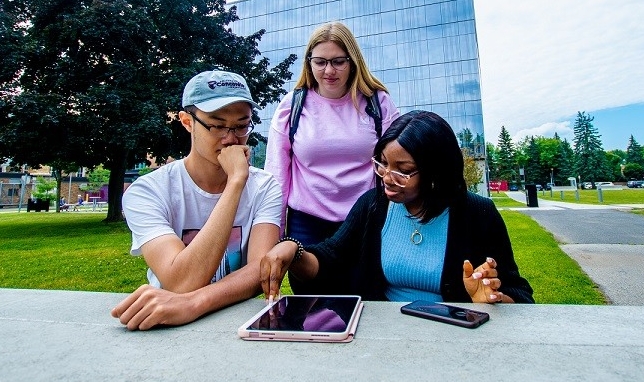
[308,56,351,71]
[372,157,419,187]
[187,111,254,138]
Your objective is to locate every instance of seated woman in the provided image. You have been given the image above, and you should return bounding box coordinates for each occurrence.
[261,110,534,304]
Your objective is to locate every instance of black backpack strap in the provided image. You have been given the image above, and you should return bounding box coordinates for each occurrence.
[365,90,382,139]
[289,88,307,148]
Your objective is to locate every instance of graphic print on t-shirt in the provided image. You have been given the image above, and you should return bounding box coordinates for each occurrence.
[181,226,243,283]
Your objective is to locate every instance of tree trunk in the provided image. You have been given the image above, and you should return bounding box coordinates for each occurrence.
[104,154,128,223]
[53,169,63,213]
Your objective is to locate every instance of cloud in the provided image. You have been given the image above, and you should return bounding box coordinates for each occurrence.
[474,0,644,144]
[512,121,573,144]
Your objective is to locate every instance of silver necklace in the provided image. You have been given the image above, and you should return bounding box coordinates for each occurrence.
[410,218,423,245]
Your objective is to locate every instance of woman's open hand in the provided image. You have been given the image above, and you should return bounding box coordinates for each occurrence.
[463,257,511,303]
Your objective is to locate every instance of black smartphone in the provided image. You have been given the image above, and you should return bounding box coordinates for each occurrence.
[400,301,489,329]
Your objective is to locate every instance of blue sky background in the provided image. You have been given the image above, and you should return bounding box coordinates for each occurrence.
[590,103,644,151]
[474,0,644,151]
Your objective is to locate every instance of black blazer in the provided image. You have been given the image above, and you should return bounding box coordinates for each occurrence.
[306,188,534,303]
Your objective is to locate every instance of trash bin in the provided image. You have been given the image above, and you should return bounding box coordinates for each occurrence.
[525,184,539,207]
[26,198,50,212]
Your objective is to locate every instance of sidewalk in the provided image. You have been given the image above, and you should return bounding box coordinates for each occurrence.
[503,191,644,305]
[503,191,644,210]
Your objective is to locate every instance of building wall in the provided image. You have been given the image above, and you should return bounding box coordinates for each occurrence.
[227,0,488,193]
[228,0,483,145]
[0,174,104,207]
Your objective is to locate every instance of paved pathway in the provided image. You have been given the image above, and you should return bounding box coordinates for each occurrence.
[504,191,644,305]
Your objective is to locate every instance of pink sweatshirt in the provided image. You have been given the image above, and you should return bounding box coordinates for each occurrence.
[265,89,399,225]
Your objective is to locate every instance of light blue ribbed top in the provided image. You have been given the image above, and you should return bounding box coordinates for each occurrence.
[381,202,449,302]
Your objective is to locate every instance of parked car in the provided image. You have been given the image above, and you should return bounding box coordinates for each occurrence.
[535,184,543,191]
[582,182,593,190]
[545,182,555,190]
[595,182,614,188]
[627,180,644,188]
[509,184,519,191]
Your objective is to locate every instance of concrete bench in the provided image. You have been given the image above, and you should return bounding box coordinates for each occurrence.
[60,204,74,211]
[597,185,623,190]
[549,186,580,201]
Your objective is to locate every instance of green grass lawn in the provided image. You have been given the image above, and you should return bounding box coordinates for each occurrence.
[500,210,605,304]
[537,188,644,205]
[489,194,527,208]
[0,210,606,304]
[0,213,147,292]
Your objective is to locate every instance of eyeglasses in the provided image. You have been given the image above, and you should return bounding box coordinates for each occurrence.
[308,56,351,71]
[187,111,254,138]
[372,157,419,188]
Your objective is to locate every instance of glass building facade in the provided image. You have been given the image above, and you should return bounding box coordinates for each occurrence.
[228,0,487,192]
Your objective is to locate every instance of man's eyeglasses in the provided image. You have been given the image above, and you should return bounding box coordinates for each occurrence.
[187,111,254,138]
[372,157,419,188]
[308,56,351,71]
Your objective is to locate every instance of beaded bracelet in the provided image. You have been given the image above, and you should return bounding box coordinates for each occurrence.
[277,237,304,263]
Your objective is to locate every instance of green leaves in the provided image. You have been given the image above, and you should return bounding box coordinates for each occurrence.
[2,0,296,220]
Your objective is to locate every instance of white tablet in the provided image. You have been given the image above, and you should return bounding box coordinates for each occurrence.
[238,295,364,343]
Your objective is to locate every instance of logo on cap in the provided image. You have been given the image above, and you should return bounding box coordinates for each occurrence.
[207,80,246,90]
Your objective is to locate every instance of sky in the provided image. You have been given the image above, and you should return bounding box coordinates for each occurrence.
[473,0,644,151]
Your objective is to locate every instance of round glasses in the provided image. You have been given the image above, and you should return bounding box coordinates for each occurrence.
[308,56,351,71]
[372,157,419,188]
[187,111,254,138]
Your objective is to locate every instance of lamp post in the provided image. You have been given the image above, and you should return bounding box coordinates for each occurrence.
[68,173,72,203]
[18,172,31,213]
[486,162,490,197]
[550,168,554,186]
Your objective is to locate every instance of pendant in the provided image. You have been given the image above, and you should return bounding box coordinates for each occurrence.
[411,229,423,245]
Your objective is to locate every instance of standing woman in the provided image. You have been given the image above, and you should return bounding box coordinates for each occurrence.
[265,22,399,293]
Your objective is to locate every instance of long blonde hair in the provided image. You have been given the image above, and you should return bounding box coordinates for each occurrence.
[294,22,388,110]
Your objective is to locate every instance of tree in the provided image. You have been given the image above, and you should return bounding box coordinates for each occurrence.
[31,176,57,202]
[572,111,609,185]
[1,0,297,222]
[86,167,110,195]
[485,142,498,180]
[557,138,575,185]
[623,163,644,180]
[0,1,28,162]
[625,135,644,167]
[533,136,561,185]
[462,150,484,193]
[605,151,625,182]
[495,126,517,184]
[521,136,541,184]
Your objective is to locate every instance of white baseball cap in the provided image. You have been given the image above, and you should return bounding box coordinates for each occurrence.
[182,70,260,112]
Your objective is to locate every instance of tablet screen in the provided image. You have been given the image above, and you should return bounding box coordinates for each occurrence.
[246,295,360,333]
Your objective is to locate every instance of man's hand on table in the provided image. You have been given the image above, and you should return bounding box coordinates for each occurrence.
[111,285,200,330]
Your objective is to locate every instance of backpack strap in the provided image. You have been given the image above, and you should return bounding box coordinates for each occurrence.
[288,88,382,154]
[289,87,307,149]
[365,90,382,139]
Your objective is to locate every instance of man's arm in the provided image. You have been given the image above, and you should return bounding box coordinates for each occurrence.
[142,146,249,293]
[112,222,279,330]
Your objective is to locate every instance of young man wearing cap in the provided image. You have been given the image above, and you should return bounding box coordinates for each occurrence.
[111,70,282,330]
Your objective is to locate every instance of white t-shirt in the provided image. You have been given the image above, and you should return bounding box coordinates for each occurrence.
[122,159,282,288]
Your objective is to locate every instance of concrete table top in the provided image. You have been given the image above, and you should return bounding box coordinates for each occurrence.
[2,288,643,381]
